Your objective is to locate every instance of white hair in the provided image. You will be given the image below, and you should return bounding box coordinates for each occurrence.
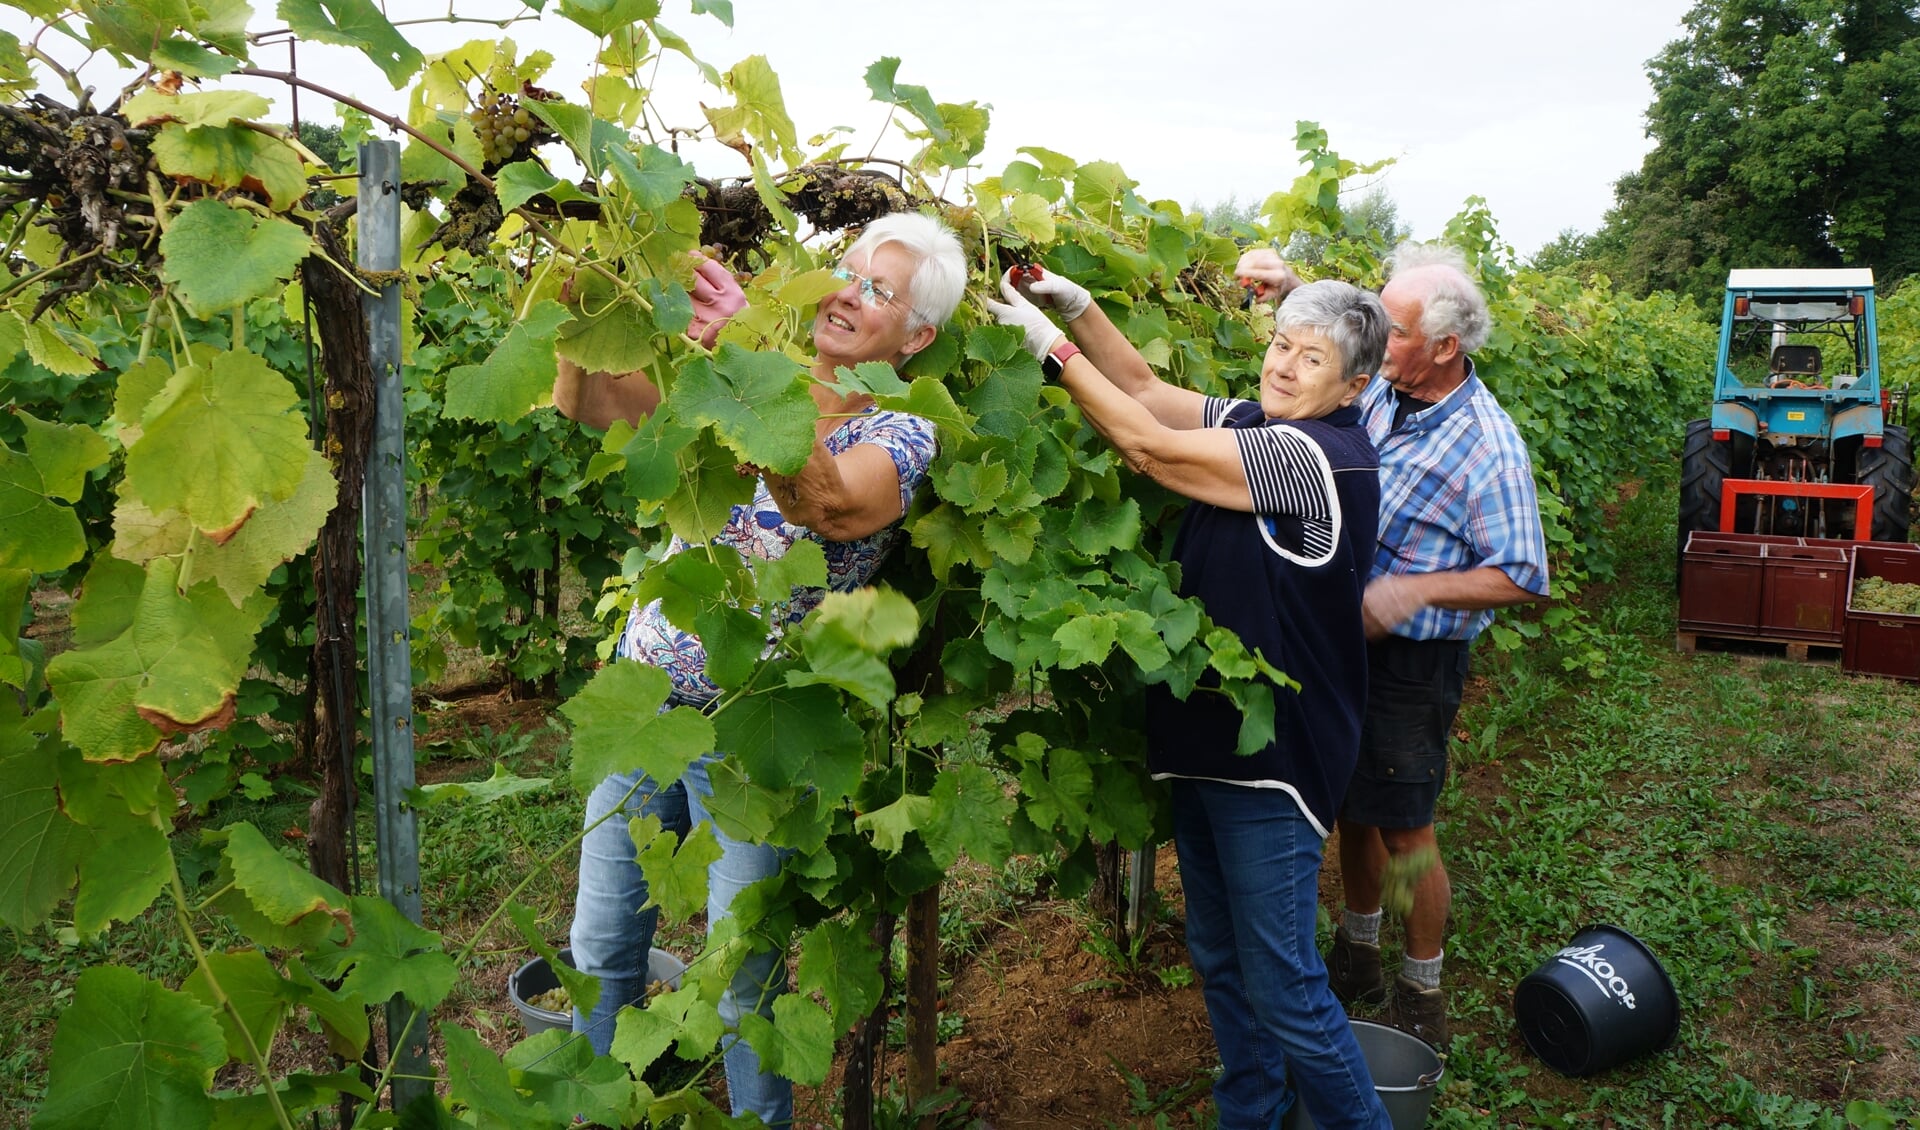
[1386,241,1491,353]
[845,212,966,332]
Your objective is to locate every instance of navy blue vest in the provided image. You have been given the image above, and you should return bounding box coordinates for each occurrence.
[1144,402,1380,835]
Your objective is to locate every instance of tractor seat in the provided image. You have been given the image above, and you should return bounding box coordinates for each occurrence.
[1769,344,1822,378]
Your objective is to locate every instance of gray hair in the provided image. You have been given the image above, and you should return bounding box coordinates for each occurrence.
[1275,279,1389,381]
[1385,241,1491,353]
[845,211,966,332]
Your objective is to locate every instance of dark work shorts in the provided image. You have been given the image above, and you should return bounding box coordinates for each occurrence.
[1341,635,1471,830]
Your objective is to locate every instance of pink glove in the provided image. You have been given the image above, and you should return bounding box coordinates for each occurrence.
[1361,574,1428,640]
[688,255,746,347]
[1233,249,1305,304]
[1006,265,1091,321]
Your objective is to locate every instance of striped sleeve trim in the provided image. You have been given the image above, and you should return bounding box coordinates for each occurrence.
[1235,424,1335,523]
[1202,396,1247,429]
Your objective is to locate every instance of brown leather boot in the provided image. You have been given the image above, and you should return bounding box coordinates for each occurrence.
[1385,973,1449,1048]
[1326,926,1386,1006]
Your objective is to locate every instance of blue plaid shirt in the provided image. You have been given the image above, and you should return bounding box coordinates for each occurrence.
[1356,359,1549,641]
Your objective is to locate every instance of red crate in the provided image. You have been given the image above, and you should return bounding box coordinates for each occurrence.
[1759,543,1849,642]
[1678,532,1766,633]
[1843,544,1920,681]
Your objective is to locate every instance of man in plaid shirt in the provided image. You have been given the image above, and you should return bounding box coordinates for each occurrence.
[1238,242,1549,1048]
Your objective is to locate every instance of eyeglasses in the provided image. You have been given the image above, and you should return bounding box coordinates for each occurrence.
[831,264,905,310]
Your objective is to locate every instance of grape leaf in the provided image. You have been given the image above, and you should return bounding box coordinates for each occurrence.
[556,293,656,378]
[559,662,715,794]
[0,705,85,930]
[796,918,884,1028]
[283,960,370,1058]
[182,948,291,1066]
[22,319,97,377]
[504,1027,641,1129]
[0,568,32,689]
[981,509,1041,565]
[668,346,816,475]
[114,445,337,605]
[736,994,833,1084]
[714,683,863,796]
[1233,681,1277,757]
[123,89,271,129]
[411,764,550,808]
[1053,612,1117,669]
[153,127,307,215]
[697,754,789,842]
[0,413,109,573]
[754,536,825,607]
[609,1001,679,1081]
[277,0,424,87]
[221,822,351,941]
[73,811,170,937]
[853,794,931,854]
[632,815,723,920]
[618,411,702,503]
[689,600,765,693]
[703,55,798,164]
[910,501,993,579]
[661,432,756,545]
[444,300,570,422]
[1017,744,1093,840]
[828,360,909,398]
[921,763,1016,869]
[35,965,226,1130]
[492,160,560,213]
[862,57,946,141]
[931,458,1005,514]
[879,377,974,440]
[557,0,663,38]
[1068,496,1142,556]
[48,559,271,759]
[443,1022,542,1127]
[124,346,313,536]
[606,142,697,212]
[309,895,457,1009]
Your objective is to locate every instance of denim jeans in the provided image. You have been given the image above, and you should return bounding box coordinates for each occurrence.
[1170,778,1391,1130]
[570,751,792,1127]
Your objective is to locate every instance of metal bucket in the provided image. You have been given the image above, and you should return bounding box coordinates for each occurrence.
[1280,1019,1444,1130]
[508,946,687,1036]
[1513,924,1680,1076]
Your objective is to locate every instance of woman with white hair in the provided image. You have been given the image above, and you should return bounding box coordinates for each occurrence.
[555,212,967,1127]
[990,271,1393,1129]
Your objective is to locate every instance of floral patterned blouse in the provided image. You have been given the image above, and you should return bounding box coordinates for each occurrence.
[615,406,937,703]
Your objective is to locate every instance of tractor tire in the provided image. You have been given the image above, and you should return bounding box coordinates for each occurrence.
[1677,418,1733,585]
[1860,424,1915,543]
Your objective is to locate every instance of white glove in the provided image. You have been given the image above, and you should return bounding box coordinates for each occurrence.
[1233,249,1305,304]
[1361,573,1429,640]
[987,275,1067,362]
[1006,265,1092,321]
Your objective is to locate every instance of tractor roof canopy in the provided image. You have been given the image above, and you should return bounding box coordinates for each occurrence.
[1727,269,1874,323]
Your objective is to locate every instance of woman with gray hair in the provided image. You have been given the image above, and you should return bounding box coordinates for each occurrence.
[990,273,1393,1129]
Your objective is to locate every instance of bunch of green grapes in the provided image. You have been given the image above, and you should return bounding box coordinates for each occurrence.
[470,93,536,166]
[1852,576,1920,616]
[527,986,570,1013]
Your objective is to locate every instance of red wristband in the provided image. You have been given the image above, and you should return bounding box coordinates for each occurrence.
[1042,341,1082,380]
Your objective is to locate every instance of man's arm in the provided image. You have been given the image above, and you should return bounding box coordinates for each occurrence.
[1362,565,1540,639]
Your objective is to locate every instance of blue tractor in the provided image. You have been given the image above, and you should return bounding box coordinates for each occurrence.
[1678,268,1913,566]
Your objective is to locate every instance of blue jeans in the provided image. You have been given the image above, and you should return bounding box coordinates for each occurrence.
[570,751,792,1127]
[1171,779,1391,1130]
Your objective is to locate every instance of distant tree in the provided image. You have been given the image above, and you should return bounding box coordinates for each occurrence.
[295,122,348,208]
[1191,193,1260,236]
[1592,0,1920,302]
[1284,184,1408,266]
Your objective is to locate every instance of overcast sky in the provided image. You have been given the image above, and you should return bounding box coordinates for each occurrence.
[19,0,1700,255]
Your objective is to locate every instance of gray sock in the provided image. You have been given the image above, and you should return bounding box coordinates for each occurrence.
[1343,908,1383,945]
[1402,950,1444,991]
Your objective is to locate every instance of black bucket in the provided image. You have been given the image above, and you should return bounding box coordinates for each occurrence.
[1513,924,1680,1076]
